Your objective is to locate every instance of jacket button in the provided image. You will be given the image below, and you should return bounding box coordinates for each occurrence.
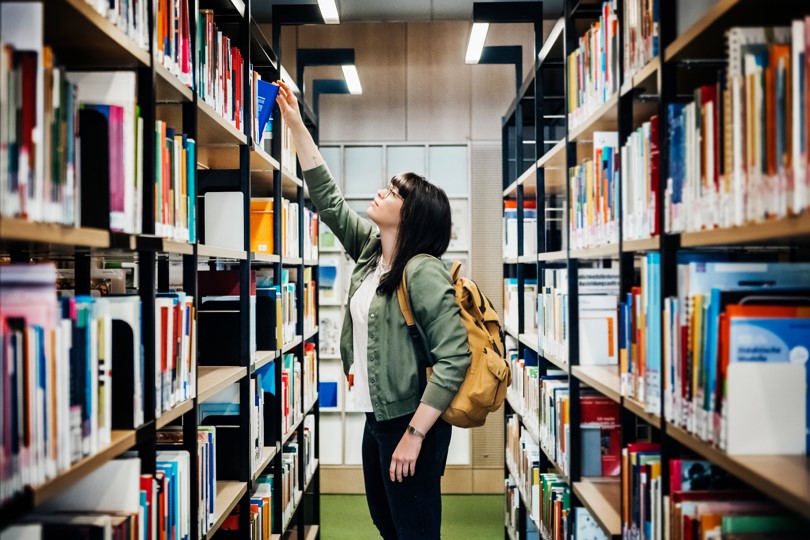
[370,378,375,384]
[370,313,375,319]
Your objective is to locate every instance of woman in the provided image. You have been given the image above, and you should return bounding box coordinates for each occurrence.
[276,80,472,539]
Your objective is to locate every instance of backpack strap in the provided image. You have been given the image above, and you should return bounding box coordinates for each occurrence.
[396,262,436,391]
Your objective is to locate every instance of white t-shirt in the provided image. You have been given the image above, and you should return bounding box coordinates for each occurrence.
[348,263,387,413]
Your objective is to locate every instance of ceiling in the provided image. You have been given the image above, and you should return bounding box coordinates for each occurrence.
[251,0,564,23]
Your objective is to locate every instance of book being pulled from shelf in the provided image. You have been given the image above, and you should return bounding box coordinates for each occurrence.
[157,0,193,87]
[665,21,810,233]
[0,264,149,505]
[198,9,245,130]
[1,5,79,226]
[621,0,659,87]
[504,200,538,259]
[619,253,661,413]
[621,116,660,241]
[506,414,541,524]
[567,1,619,130]
[538,268,620,366]
[155,121,196,242]
[663,257,810,455]
[569,132,619,250]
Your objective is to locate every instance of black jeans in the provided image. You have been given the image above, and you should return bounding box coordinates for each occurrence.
[362,412,452,539]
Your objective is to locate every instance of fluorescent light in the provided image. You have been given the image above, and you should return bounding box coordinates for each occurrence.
[280,65,300,94]
[317,0,340,24]
[342,65,362,95]
[465,22,489,64]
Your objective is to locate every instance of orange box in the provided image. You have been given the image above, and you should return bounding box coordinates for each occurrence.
[250,198,274,253]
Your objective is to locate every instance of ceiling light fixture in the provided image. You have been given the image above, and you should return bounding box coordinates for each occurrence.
[341,65,362,94]
[465,22,489,64]
[317,0,340,24]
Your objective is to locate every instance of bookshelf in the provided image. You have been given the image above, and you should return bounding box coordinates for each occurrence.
[0,0,323,538]
[502,0,810,538]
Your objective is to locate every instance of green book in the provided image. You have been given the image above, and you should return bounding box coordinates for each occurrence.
[721,515,809,534]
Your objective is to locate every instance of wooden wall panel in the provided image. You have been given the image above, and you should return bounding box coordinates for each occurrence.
[405,21,471,142]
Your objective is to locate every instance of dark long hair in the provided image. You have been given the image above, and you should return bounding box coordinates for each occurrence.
[377,172,452,295]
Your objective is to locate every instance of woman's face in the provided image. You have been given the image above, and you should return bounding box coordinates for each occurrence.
[367,182,404,229]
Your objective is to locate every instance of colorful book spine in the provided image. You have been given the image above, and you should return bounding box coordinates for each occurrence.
[156,0,193,87]
[621,0,659,86]
[621,116,660,240]
[154,121,195,242]
[197,9,245,130]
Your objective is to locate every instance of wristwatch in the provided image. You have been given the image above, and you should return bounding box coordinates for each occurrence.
[407,424,426,439]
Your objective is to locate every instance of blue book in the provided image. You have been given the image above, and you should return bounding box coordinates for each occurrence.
[319,381,339,408]
[186,138,196,243]
[256,80,280,142]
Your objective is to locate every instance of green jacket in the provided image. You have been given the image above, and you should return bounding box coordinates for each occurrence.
[303,164,472,421]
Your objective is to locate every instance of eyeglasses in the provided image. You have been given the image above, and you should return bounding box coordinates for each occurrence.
[381,183,403,200]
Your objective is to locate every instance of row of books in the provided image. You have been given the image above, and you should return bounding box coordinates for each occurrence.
[567,1,620,130]
[621,0,659,87]
[1,452,192,540]
[223,471,274,538]
[86,0,149,51]
[665,21,810,233]
[540,374,622,478]
[0,264,196,505]
[157,0,193,88]
[621,116,660,241]
[506,414,541,525]
[569,132,619,250]
[303,343,319,411]
[155,121,196,242]
[537,268,620,366]
[663,258,810,456]
[503,200,538,259]
[623,445,810,540]
[504,278,538,336]
[619,253,662,414]
[506,342,540,435]
[281,120,297,178]
[539,473,570,540]
[198,9,245,131]
[248,198,320,259]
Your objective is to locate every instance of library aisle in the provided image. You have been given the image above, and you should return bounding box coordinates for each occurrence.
[2,1,810,539]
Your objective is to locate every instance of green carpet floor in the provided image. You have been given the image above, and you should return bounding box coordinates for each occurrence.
[320,494,503,539]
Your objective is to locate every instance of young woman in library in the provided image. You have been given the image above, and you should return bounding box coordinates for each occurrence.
[276,80,472,539]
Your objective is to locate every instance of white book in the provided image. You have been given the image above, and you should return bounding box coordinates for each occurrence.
[792,20,807,214]
[204,191,244,251]
[40,457,142,513]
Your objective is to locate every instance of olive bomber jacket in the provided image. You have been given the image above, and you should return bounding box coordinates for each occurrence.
[303,163,472,421]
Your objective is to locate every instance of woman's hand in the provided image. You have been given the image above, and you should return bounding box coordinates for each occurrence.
[390,431,423,482]
[275,80,304,130]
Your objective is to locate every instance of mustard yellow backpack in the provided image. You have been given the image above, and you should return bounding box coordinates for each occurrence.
[397,260,511,428]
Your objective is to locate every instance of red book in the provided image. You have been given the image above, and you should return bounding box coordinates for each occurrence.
[197,269,256,296]
[160,305,169,385]
[649,115,660,235]
[140,475,154,540]
[581,395,621,475]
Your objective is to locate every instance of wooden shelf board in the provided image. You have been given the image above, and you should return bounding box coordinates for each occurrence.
[538,250,567,262]
[622,236,660,252]
[254,350,278,370]
[198,366,247,402]
[538,139,566,170]
[207,481,247,540]
[136,235,194,255]
[305,326,319,341]
[666,422,810,520]
[197,244,247,260]
[155,63,193,103]
[621,57,660,97]
[197,99,247,146]
[541,351,569,372]
[156,399,194,429]
[282,413,306,446]
[304,525,319,540]
[517,254,537,264]
[283,257,304,266]
[569,243,620,260]
[503,180,519,198]
[0,218,110,248]
[504,257,518,265]
[44,0,150,67]
[679,213,810,247]
[519,334,539,353]
[623,397,662,429]
[505,326,519,340]
[572,365,621,403]
[568,93,619,143]
[536,139,568,195]
[30,430,137,507]
[304,459,320,492]
[252,252,281,263]
[282,336,303,353]
[281,169,304,190]
[253,444,279,483]
[304,259,319,267]
[572,479,622,539]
